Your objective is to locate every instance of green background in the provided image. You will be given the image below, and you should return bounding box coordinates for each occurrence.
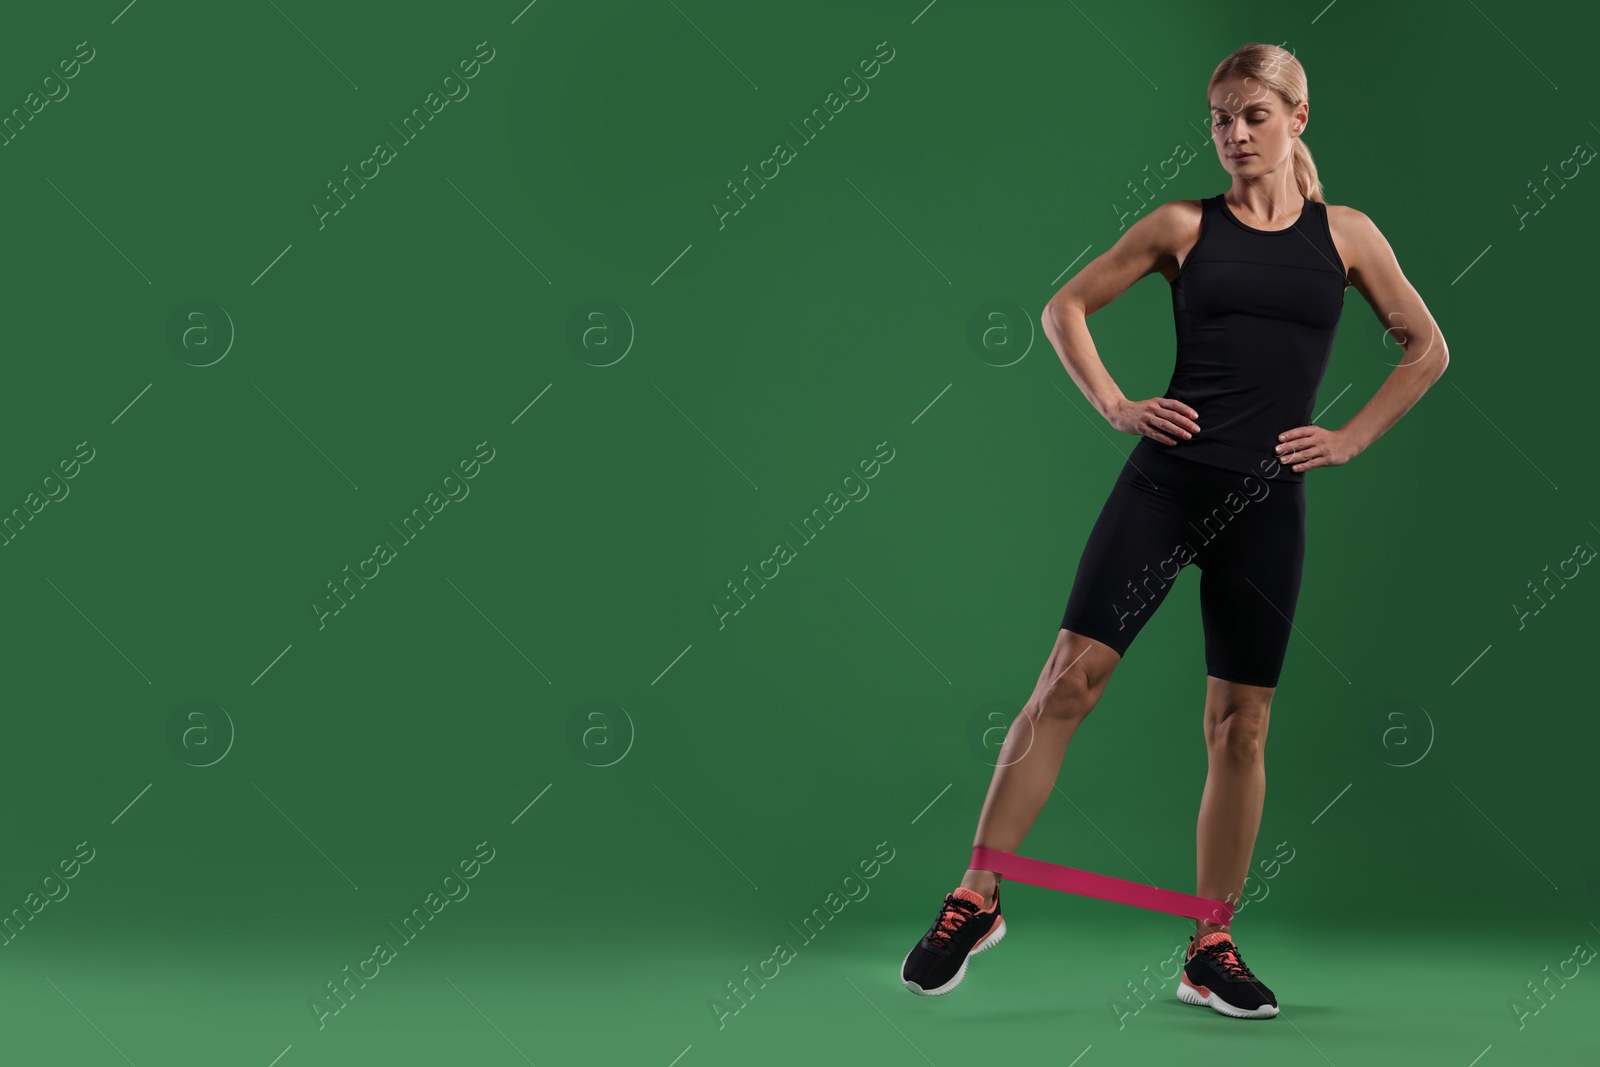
[1,0,1594,1064]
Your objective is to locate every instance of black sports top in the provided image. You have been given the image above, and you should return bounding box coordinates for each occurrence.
[1144,193,1348,483]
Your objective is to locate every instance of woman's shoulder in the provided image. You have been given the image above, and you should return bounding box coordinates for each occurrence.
[1321,200,1385,248]
[1143,198,1207,236]
[1135,200,1209,282]
[1319,201,1384,283]
[1322,199,1378,233]
[1113,199,1205,253]
[1154,197,1209,216]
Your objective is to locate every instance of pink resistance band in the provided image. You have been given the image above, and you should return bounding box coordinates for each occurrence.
[971,846,1235,926]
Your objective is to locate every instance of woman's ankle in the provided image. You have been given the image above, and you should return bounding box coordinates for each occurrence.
[959,869,998,905]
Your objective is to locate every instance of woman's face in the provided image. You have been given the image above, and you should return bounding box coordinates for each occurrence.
[1208,75,1306,177]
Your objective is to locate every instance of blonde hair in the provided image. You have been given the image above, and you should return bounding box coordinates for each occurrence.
[1209,44,1324,203]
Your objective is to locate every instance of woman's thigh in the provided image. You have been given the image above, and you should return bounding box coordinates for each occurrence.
[1060,449,1202,658]
[1194,476,1306,688]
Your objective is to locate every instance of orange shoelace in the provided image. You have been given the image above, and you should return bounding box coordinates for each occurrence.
[1201,941,1253,980]
[927,896,979,948]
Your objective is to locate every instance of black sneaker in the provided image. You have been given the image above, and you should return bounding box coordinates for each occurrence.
[1178,932,1279,1018]
[900,885,1006,996]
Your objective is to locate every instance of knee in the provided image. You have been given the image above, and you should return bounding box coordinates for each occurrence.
[1208,707,1268,762]
[1037,663,1100,724]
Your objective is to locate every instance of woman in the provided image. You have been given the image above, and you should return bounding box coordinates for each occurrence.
[900,43,1448,1019]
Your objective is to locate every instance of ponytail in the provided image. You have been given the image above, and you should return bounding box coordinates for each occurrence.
[1290,137,1324,204]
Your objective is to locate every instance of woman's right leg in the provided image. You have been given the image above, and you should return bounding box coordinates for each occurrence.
[959,628,1123,904]
[954,441,1193,905]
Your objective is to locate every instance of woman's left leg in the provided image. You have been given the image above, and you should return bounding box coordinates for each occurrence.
[1186,676,1283,1017]
[1189,467,1305,937]
[1181,467,1303,1016]
[1195,677,1273,938]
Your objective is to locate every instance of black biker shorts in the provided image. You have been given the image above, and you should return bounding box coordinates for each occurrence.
[1060,438,1306,688]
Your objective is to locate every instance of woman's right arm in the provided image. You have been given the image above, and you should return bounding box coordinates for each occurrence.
[1040,203,1202,446]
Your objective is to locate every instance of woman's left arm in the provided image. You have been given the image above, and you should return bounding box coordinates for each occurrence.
[1276,206,1451,473]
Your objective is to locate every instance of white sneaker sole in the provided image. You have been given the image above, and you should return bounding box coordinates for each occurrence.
[901,917,1006,997]
[1176,974,1279,1018]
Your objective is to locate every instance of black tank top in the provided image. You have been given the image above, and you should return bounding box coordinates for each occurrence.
[1143,193,1348,483]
